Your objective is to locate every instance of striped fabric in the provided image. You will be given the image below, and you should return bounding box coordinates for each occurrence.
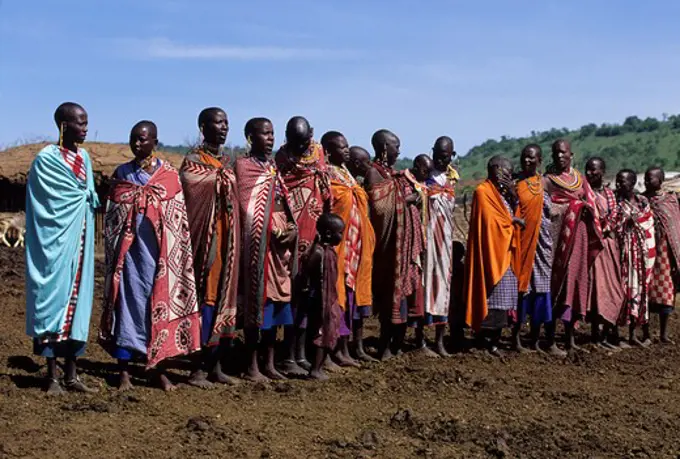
[60,147,87,183]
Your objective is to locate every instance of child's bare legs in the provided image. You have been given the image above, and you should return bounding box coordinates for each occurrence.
[118,359,134,391]
[660,311,674,343]
[244,328,269,382]
[414,321,440,358]
[434,324,450,357]
[280,325,307,376]
[262,328,287,380]
[353,317,376,362]
[334,336,360,367]
[309,346,328,381]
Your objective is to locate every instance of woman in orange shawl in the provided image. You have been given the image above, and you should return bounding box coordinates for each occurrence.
[513,145,553,352]
[464,156,522,355]
[180,107,241,388]
[322,131,376,364]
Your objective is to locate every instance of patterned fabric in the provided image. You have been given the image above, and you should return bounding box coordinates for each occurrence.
[649,235,675,306]
[545,170,602,318]
[101,162,201,368]
[180,150,241,345]
[614,196,656,325]
[486,196,518,311]
[647,191,680,307]
[275,142,331,259]
[368,165,425,324]
[329,164,376,311]
[235,156,297,329]
[60,147,87,183]
[424,169,456,317]
[529,193,553,293]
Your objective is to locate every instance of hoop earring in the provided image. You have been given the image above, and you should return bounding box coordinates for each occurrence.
[59,123,64,149]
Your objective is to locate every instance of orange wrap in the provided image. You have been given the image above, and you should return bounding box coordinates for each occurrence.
[464,180,520,331]
[331,179,376,310]
[199,152,228,306]
[515,178,543,293]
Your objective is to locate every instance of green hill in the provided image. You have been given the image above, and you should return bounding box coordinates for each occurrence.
[457,114,680,189]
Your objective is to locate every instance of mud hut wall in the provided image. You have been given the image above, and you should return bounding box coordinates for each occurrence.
[0,180,26,212]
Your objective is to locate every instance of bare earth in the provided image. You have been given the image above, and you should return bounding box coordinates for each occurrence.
[1,246,679,459]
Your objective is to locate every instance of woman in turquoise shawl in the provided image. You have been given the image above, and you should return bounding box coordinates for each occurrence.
[25,103,99,394]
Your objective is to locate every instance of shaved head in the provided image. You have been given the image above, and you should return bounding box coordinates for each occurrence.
[349,146,370,162]
[54,102,85,126]
[285,116,313,155]
[131,120,158,138]
[413,154,434,181]
[347,146,372,179]
[198,107,225,128]
[434,136,454,152]
[371,129,397,153]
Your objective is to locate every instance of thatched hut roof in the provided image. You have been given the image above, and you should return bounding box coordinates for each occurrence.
[0,142,186,185]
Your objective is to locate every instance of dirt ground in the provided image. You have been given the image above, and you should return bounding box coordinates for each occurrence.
[1,246,680,459]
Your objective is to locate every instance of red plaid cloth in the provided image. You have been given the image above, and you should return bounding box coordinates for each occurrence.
[649,234,676,307]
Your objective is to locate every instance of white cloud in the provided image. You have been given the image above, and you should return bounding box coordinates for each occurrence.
[116,37,361,61]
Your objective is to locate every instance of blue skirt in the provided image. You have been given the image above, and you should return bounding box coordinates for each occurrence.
[33,339,86,359]
[261,300,294,330]
[518,292,553,326]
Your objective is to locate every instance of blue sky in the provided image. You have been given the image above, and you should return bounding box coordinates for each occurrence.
[2,0,680,157]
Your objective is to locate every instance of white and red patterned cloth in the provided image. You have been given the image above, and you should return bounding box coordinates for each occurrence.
[100,162,201,368]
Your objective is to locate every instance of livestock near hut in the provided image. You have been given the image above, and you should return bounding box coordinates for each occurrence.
[0,212,25,248]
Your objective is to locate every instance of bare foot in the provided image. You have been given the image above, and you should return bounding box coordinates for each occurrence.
[323,355,343,373]
[547,344,567,357]
[46,378,64,395]
[296,359,312,371]
[158,373,177,392]
[512,343,534,354]
[601,341,621,352]
[629,337,646,347]
[64,377,98,394]
[567,344,590,354]
[188,370,215,389]
[334,352,361,368]
[640,338,652,348]
[262,366,287,380]
[530,342,546,354]
[118,372,134,392]
[379,348,394,362]
[278,360,307,377]
[618,340,632,350]
[488,346,503,358]
[435,345,452,358]
[308,369,329,381]
[661,337,675,345]
[355,349,378,363]
[211,370,240,386]
[243,369,270,383]
[415,345,441,358]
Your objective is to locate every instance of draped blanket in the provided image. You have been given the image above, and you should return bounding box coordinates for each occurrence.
[464,180,519,331]
[180,152,241,345]
[547,171,602,312]
[25,145,99,343]
[614,197,656,325]
[101,163,200,368]
[368,168,424,324]
[648,192,680,266]
[516,176,544,293]
[235,157,297,328]
[329,165,376,310]
[424,171,456,317]
[276,142,331,257]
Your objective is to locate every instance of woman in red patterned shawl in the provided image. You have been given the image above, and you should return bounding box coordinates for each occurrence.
[101,121,201,391]
[584,158,625,350]
[365,129,424,360]
[543,139,602,355]
[643,167,680,343]
[236,118,298,382]
[180,107,241,388]
[613,170,656,347]
[275,116,331,375]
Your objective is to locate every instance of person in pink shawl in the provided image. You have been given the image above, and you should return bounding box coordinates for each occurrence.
[543,139,602,355]
[643,167,680,344]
